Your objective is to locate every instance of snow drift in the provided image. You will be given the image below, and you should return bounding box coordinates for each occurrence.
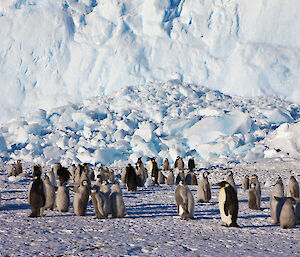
[1,0,300,123]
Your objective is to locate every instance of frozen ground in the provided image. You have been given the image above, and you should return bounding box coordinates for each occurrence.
[0,160,299,256]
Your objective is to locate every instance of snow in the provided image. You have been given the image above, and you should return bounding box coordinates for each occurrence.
[1,0,300,124]
[0,161,299,256]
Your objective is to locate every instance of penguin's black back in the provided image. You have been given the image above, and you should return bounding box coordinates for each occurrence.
[30,179,46,208]
[224,185,238,226]
[125,165,137,191]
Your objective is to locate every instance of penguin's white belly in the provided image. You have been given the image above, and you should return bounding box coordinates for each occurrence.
[219,188,232,225]
[179,205,184,216]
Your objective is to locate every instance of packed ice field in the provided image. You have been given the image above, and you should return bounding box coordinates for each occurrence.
[0,159,299,257]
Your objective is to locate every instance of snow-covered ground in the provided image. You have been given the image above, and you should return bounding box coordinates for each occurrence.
[1,0,300,123]
[0,161,299,256]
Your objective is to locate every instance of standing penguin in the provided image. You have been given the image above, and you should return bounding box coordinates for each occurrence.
[176,170,185,185]
[74,164,84,186]
[250,174,261,197]
[248,183,260,210]
[174,156,184,171]
[90,185,109,219]
[10,160,23,176]
[175,181,195,220]
[166,170,174,185]
[52,163,62,179]
[56,169,70,213]
[46,169,57,189]
[270,177,285,224]
[226,170,236,192]
[216,181,239,227]
[158,169,166,184]
[125,164,138,192]
[279,197,297,229]
[28,164,46,217]
[150,158,159,185]
[163,158,170,171]
[43,175,56,211]
[188,158,195,172]
[197,171,211,203]
[136,158,147,187]
[286,176,299,198]
[73,178,90,216]
[242,175,250,190]
[110,181,127,218]
[185,171,198,185]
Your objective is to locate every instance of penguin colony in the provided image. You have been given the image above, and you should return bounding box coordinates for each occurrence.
[3,158,300,229]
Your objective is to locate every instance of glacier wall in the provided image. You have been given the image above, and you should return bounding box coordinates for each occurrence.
[1,0,300,124]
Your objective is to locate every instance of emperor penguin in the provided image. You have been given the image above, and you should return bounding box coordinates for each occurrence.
[286,176,299,198]
[110,181,127,218]
[250,174,261,197]
[242,175,250,190]
[100,180,111,215]
[52,163,62,179]
[158,169,166,184]
[90,185,109,219]
[279,197,297,229]
[10,160,23,176]
[226,170,236,192]
[166,170,174,185]
[108,169,115,183]
[185,171,198,185]
[83,163,95,181]
[69,164,76,181]
[163,158,170,171]
[56,180,70,212]
[136,158,147,187]
[175,180,195,220]
[28,164,46,217]
[197,171,211,203]
[57,166,70,185]
[43,175,56,211]
[270,177,285,224]
[125,164,138,192]
[150,158,159,185]
[73,178,90,216]
[248,182,260,210]
[176,171,185,185]
[217,181,239,227]
[174,156,184,171]
[46,168,57,189]
[74,164,84,186]
[188,158,195,172]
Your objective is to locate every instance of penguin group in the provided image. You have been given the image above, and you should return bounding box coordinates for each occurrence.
[3,157,298,230]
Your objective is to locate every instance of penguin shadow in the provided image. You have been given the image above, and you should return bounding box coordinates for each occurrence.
[3,202,30,211]
[126,203,177,218]
[193,208,220,220]
[241,224,278,229]
[239,197,270,204]
[239,213,270,220]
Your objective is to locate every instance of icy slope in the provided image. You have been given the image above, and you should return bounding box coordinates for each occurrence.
[1,0,300,123]
[0,81,299,166]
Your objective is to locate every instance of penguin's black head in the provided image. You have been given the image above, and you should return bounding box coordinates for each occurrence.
[33,164,42,178]
[216,181,230,188]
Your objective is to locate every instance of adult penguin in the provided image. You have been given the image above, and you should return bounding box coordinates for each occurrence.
[28,164,46,217]
[125,164,138,192]
[176,170,185,185]
[175,156,184,171]
[242,175,250,190]
[216,181,239,227]
[150,158,159,185]
[197,171,211,203]
[226,170,236,192]
[163,158,170,171]
[175,180,195,220]
[248,183,260,210]
[270,177,285,224]
[136,158,147,187]
[286,176,299,198]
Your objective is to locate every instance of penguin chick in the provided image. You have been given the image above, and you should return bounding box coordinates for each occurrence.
[90,185,108,219]
[286,176,299,198]
[110,181,127,218]
[56,181,70,213]
[28,164,46,217]
[279,197,297,229]
[270,177,285,224]
[175,181,194,220]
[166,170,174,185]
[197,171,211,203]
[248,183,260,210]
[44,175,55,211]
[242,175,249,190]
[73,179,90,216]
